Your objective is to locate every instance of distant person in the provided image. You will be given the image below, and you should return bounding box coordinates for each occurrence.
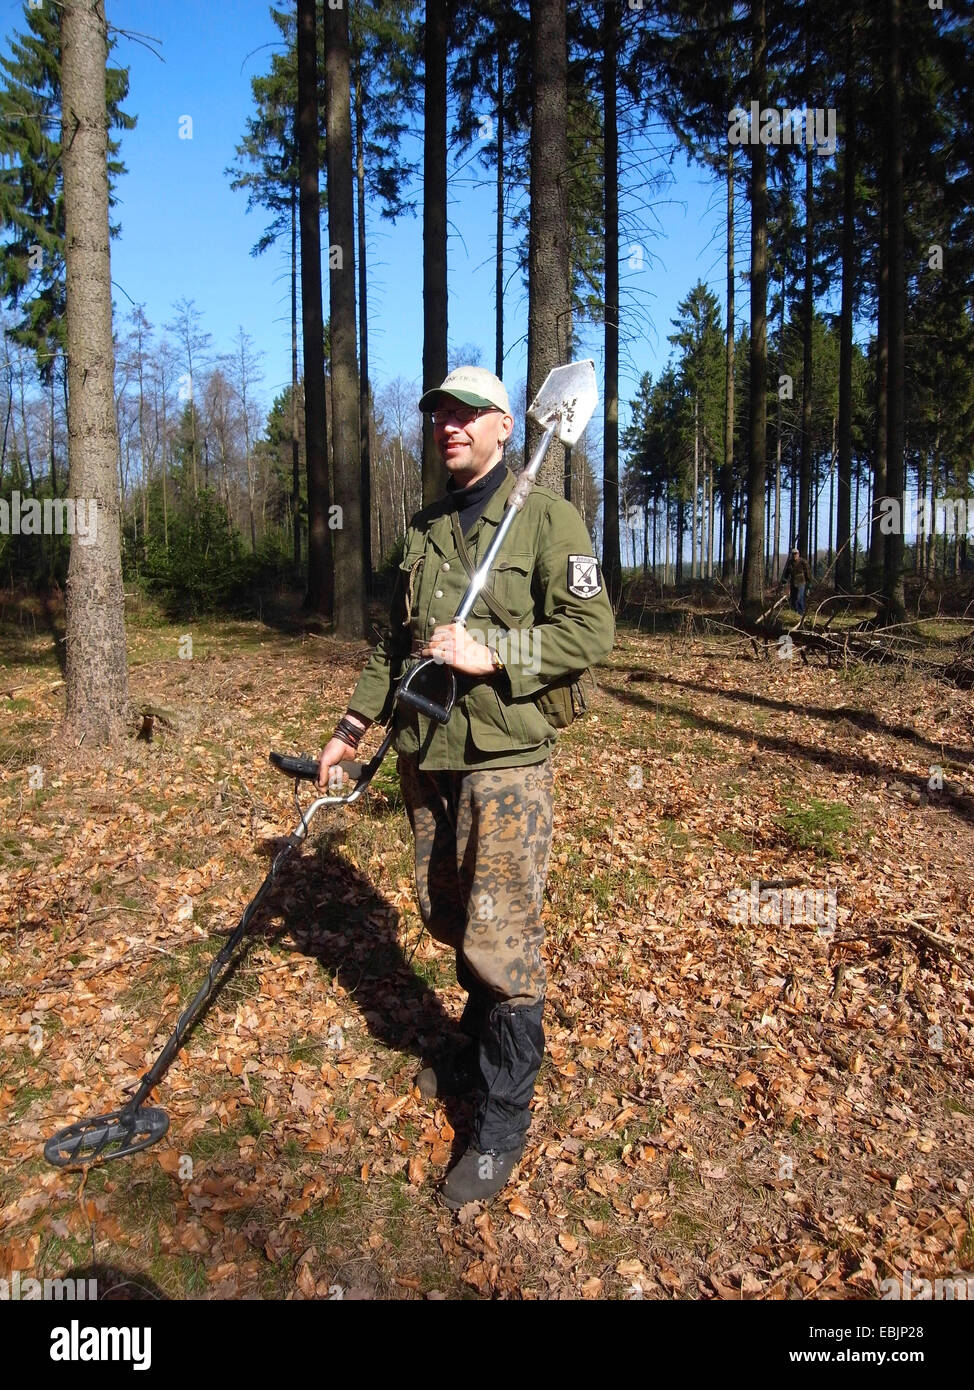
[782,547,812,616]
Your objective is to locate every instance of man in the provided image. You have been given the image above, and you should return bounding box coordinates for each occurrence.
[316,365,615,1208]
[782,546,812,616]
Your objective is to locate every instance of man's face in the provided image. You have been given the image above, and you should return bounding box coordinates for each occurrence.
[433,397,514,487]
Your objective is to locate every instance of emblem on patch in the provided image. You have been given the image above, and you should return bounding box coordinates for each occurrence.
[567,554,602,598]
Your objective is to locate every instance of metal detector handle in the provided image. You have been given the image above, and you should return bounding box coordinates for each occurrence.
[269,751,364,782]
[394,657,456,725]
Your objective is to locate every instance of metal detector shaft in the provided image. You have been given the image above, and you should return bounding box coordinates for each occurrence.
[119,827,305,1115]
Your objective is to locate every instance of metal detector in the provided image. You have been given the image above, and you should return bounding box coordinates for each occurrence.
[43,755,364,1167]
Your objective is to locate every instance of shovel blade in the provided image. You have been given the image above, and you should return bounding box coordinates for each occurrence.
[526,359,598,446]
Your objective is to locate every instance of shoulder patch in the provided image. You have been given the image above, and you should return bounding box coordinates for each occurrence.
[567,554,602,598]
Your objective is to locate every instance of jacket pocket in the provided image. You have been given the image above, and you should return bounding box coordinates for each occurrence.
[464,679,553,752]
[469,551,534,625]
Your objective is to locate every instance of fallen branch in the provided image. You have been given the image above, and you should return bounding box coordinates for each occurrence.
[830,918,972,962]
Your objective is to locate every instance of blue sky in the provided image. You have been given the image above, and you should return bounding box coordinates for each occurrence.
[0,0,729,433]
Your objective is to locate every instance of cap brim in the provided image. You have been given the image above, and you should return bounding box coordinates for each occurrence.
[417,388,503,413]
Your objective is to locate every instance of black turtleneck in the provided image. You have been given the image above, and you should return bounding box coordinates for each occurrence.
[446,460,508,537]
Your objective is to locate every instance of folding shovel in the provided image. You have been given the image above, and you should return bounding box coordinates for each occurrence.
[42,359,597,1168]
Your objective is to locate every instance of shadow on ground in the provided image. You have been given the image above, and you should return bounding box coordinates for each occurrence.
[604,676,974,827]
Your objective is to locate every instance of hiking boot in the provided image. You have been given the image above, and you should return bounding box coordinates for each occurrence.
[439,1143,524,1209]
[415,1040,479,1100]
[438,997,545,1209]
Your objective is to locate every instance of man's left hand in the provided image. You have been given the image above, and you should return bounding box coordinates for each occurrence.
[423,622,495,676]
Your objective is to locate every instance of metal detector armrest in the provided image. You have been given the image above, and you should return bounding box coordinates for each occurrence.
[395,658,456,725]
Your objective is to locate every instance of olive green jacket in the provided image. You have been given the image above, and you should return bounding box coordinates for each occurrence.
[348,467,615,770]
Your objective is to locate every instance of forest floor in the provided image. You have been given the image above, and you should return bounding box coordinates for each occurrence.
[1,590,973,1301]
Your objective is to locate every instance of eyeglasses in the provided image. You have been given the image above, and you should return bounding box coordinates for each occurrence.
[427,405,498,427]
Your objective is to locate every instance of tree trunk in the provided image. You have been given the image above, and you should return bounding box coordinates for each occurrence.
[773,443,781,580]
[828,422,835,569]
[916,457,926,575]
[354,64,372,598]
[50,365,58,498]
[741,0,768,617]
[526,0,570,493]
[422,0,448,506]
[867,180,888,596]
[665,478,671,585]
[159,364,169,552]
[601,3,621,597]
[707,460,715,577]
[764,464,772,577]
[774,276,783,577]
[62,0,129,743]
[883,0,906,621]
[927,450,937,577]
[291,181,301,571]
[325,0,365,638]
[692,394,699,580]
[835,42,856,591]
[720,144,735,579]
[676,497,684,585]
[298,0,332,616]
[798,144,813,559]
[495,48,505,381]
[652,495,657,578]
[0,354,12,486]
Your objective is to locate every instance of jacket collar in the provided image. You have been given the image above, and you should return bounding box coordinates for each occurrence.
[426,466,515,558]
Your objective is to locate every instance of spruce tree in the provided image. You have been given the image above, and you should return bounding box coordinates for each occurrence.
[0,0,134,382]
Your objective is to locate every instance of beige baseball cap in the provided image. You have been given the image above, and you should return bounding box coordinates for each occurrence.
[418,365,511,415]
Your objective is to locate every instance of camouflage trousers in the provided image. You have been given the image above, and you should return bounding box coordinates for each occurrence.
[397,754,554,1006]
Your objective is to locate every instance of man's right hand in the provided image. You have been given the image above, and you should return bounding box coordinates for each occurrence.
[318,712,371,788]
[317,737,359,790]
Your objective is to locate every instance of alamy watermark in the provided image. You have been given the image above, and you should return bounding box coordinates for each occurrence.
[876,495,974,538]
[0,491,98,546]
[484,625,541,676]
[1,1270,98,1300]
[727,103,837,157]
[430,625,542,676]
[880,1269,974,1301]
[50,1320,151,1370]
[728,880,837,935]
